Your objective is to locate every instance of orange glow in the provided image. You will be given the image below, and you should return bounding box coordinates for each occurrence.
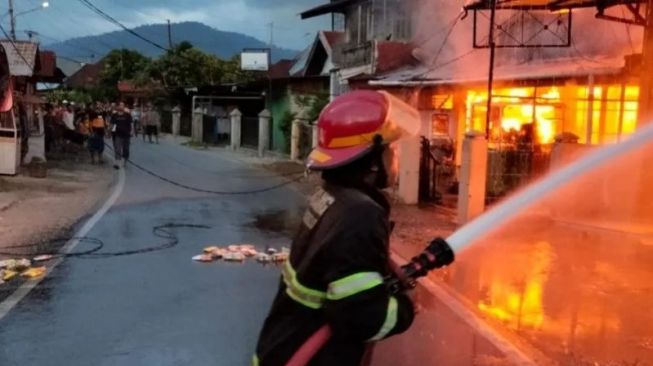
[477,241,550,330]
[466,87,561,144]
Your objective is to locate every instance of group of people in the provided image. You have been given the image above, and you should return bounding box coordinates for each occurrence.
[44,101,161,169]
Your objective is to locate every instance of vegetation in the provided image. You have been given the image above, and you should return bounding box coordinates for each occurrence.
[51,42,257,103]
[295,92,330,123]
[45,89,93,105]
[278,91,330,153]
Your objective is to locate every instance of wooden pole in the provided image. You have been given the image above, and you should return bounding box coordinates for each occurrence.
[638,0,653,125]
[485,0,498,140]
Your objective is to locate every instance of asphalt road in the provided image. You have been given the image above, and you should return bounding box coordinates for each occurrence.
[0,137,305,366]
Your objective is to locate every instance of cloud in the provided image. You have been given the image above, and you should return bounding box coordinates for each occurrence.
[17,0,330,49]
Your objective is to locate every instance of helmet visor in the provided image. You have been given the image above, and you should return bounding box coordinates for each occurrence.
[377,91,421,144]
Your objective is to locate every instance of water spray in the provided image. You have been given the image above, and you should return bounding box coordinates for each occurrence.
[288,122,653,366]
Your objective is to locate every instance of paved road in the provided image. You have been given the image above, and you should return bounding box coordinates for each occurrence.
[0,137,305,365]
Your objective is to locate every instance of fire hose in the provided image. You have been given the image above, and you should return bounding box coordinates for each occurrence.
[286,238,455,366]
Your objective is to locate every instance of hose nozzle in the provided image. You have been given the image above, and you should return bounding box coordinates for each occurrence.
[403,238,455,279]
[388,238,455,293]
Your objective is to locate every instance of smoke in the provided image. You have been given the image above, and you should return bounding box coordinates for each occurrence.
[410,1,644,76]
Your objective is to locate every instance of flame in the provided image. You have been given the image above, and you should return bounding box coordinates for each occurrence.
[467,87,560,144]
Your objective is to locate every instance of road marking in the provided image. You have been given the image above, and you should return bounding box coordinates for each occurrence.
[0,168,126,321]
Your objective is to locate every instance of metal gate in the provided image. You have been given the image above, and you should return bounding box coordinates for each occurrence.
[241,117,259,147]
[202,115,216,144]
[419,137,456,204]
[486,145,551,204]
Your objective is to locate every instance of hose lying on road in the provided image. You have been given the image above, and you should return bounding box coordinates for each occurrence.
[0,224,209,260]
[105,143,306,195]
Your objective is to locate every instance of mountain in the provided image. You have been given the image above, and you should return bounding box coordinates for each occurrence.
[43,21,299,63]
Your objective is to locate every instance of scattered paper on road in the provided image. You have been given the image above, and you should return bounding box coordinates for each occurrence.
[192,244,289,266]
[2,270,18,282]
[21,267,47,279]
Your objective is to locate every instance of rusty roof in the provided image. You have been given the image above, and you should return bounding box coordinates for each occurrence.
[269,59,294,79]
[0,40,39,76]
[65,60,105,88]
[37,51,56,77]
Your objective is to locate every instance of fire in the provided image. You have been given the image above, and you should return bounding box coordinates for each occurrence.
[467,87,561,144]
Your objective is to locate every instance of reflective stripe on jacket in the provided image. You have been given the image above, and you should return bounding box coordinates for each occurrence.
[255,184,415,366]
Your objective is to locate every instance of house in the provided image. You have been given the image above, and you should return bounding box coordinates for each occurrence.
[0,40,47,164]
[65,58,106,89]
[300,1,647,204]
[301,0,418,90]
[267,30,343,153]
[117,80,164,106]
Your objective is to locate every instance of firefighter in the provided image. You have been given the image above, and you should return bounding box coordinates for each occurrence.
[255,90,421,366]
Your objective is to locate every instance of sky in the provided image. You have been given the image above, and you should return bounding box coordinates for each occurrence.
[6,0,331,50]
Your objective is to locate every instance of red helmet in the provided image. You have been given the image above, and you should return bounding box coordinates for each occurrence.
[307,90,420,170]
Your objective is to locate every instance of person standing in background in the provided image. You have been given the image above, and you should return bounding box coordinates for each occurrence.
[62,103,75,131]
[86,110,106,164]
[143,103,161,144]
[131,104,142,139]
[110,102,132,169]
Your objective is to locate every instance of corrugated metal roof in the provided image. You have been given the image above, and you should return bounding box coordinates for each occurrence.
[464,0,644,10]
[371,51,625,86]
[0,40,38,77]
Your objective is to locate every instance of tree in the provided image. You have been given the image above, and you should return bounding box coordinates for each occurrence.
[146,42,255,88]
[100,49,151,90]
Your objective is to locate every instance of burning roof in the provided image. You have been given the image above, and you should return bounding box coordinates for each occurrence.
[370,53,626,86]
[464,0,645,10]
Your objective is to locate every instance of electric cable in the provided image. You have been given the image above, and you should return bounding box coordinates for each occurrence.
[0,237,104,258]
[104,142,306,195]
[83,223,210,258]
[139,145,305,178]
[0,23,36,69]
[0,223,210,260]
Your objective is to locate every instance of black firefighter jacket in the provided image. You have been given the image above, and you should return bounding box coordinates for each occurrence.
[255,183,415,366]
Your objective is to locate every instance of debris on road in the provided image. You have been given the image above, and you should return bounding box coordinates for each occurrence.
[0,258,32,271]
[0,258,51,284]
[192,244,290,266]
[21,266,47,279]
[192,254,215,262]
[1,269,18,282]
[255,253,272,263]
[33,254,55,262]
[223,252,246,262]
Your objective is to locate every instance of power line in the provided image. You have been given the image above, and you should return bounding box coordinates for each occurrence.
[104,142,305,195]
[76,0,168,52]
[0,22,35,69]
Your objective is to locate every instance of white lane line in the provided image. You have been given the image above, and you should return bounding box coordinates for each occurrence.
[0,168,126,321]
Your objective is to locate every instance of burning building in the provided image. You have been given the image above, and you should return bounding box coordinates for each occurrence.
[300,1,653,365]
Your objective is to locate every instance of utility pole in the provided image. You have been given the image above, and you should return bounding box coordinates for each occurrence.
[8,0,16,40]
[484,0,497,139]
[268,22,274,48]
[638,0,653,125]
[167,19,173,49]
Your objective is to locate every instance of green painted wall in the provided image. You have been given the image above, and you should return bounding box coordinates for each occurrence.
[270,89,290,153]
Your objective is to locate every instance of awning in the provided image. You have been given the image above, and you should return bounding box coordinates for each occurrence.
[301,0,356,19]
[464,0,644,11]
